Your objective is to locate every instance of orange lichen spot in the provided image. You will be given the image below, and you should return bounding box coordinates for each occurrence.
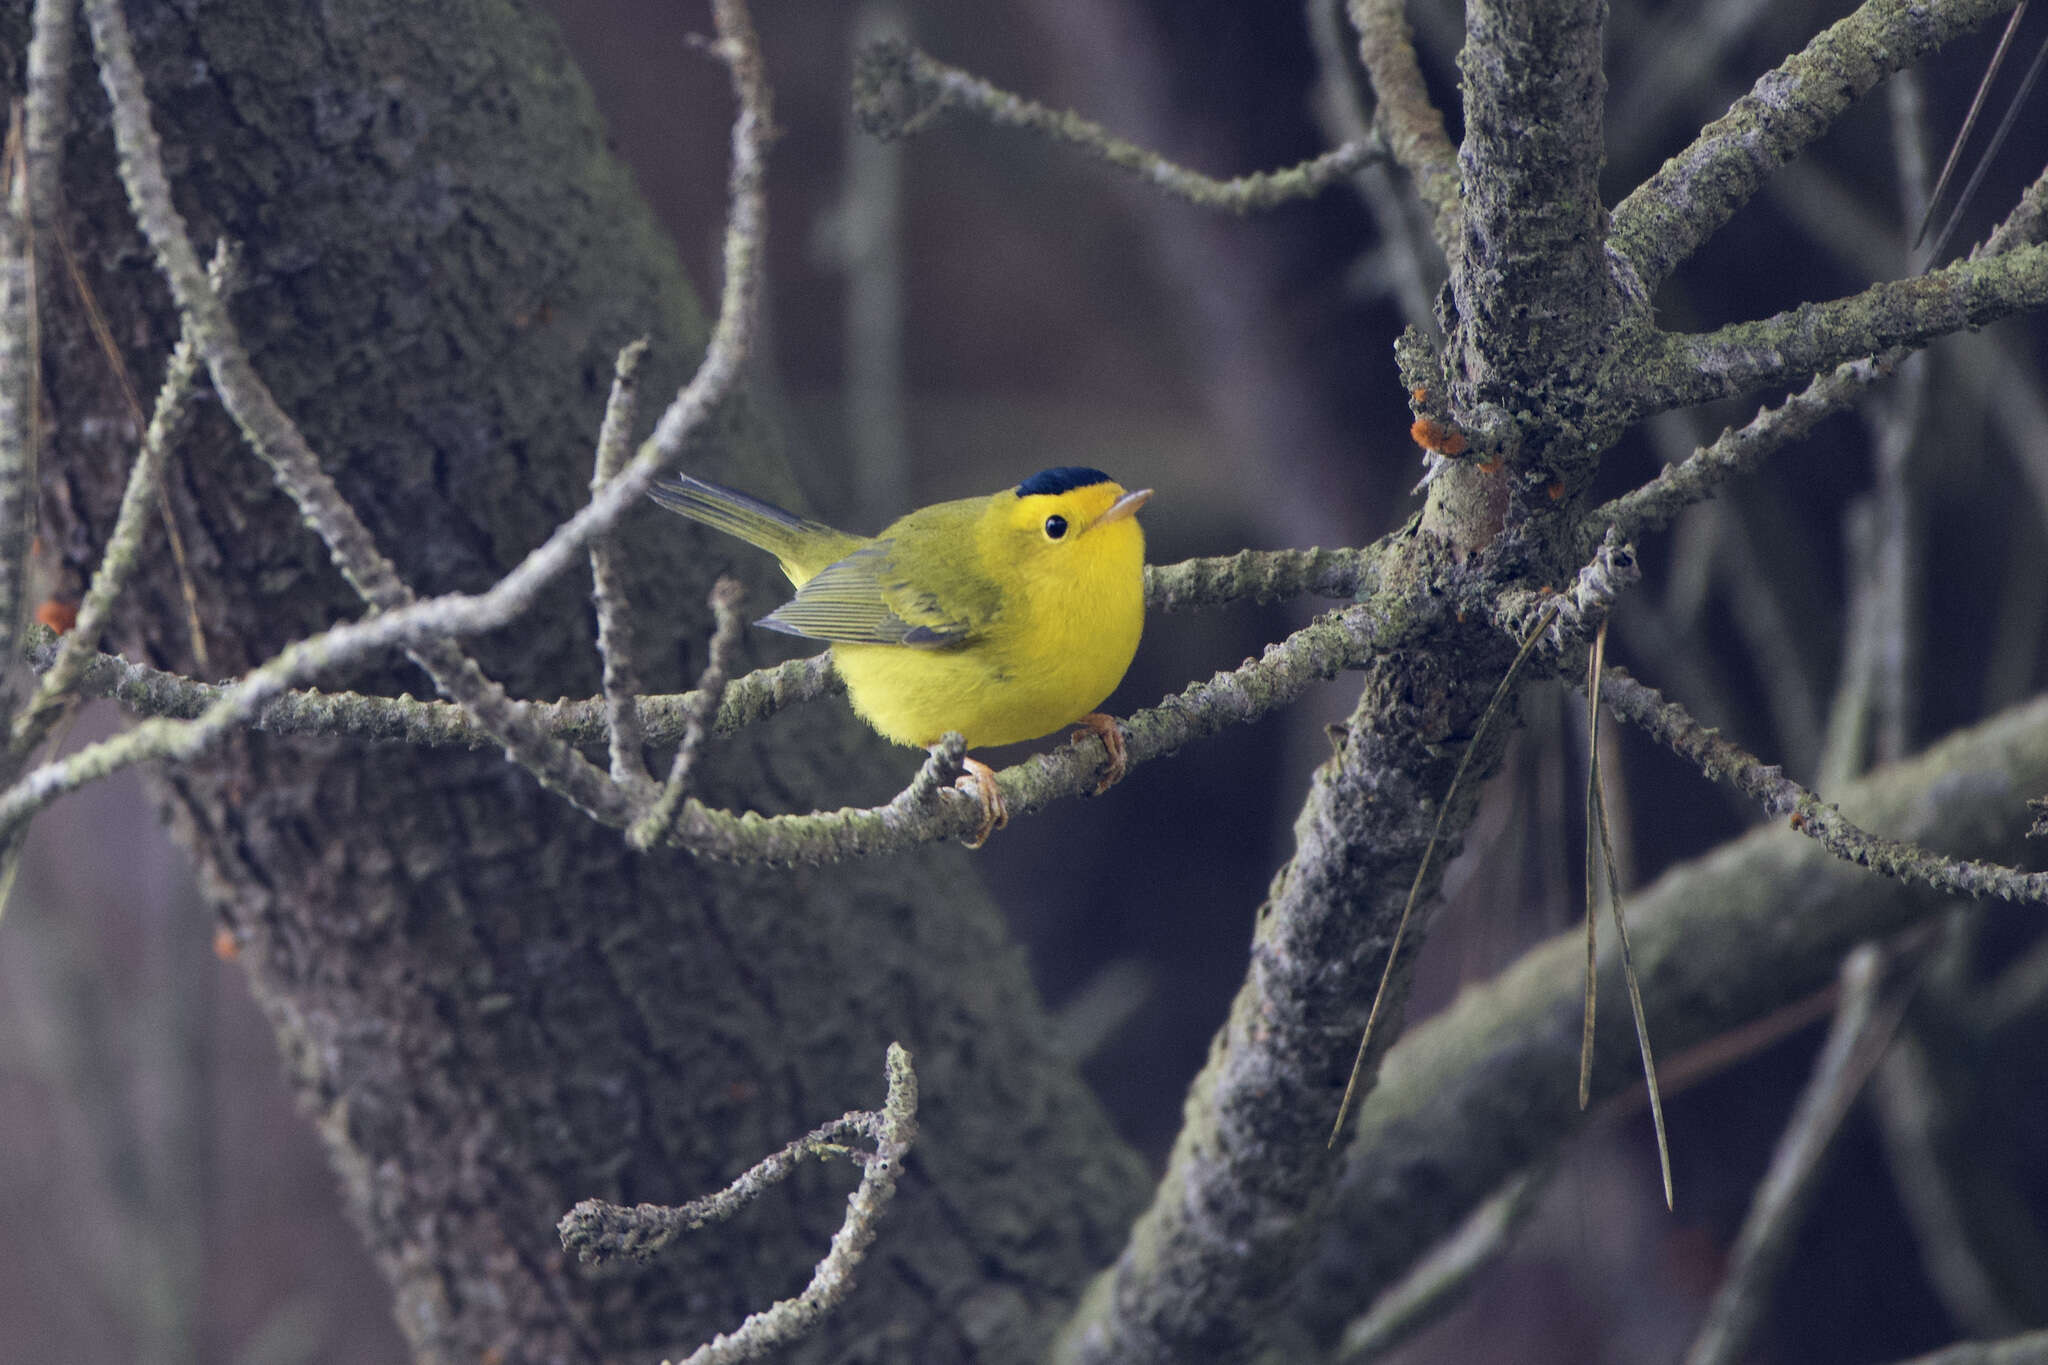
[1536,585,1555,597]
[1410,417,1469,457]
[35,599,77,634]
[1475,455,1504,475]
[212,926,241,962]
[1547,481,1567,501]
[1789,811,1808,831]
[1411,385,1430,403]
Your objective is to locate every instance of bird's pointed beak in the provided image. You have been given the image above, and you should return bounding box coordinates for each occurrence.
[1096,487,1153,527]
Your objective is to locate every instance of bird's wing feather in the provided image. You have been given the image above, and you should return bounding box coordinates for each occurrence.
[758,539,977,647]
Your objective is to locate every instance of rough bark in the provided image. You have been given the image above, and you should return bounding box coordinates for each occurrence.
[20,3,1147,1360]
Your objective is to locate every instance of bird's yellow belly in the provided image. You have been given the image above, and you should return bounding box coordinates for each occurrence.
[832,587,1142,749]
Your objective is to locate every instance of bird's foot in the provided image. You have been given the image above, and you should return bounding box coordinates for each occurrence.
[1069,712,1129,795]
[954,756,1009,848]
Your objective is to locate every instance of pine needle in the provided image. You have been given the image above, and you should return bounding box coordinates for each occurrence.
[1329,597,1564,1147]
[1586,622,1673,1208]
[1917,0,2045,266]
[54,226,210,671]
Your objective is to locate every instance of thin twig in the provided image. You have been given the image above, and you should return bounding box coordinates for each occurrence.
[1145,543,1380,611]
[1601,668,2048,906]
[15,243,235,755]
[1873,1023,2029,1336]
[1606,0,2016,296]
[853,39,1384,214]
[76,0,779,826]
[589,337,654,793]
[1307,0,1442,335]
[52,205,210,669]
[632,577,748,850]
[4,0,77,696]
[1346,0,1461,248]
[21,624,841,749]
[0,111,33,691]
[1629,240,2048,420]
[1589,158,2048,559]
[561,1043,917,1365]
[5,539,1366,761]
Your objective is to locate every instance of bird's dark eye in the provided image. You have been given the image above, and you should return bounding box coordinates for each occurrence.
[1043,514,1068,540]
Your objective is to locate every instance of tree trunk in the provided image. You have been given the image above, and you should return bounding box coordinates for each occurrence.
[25,2,1148,1359]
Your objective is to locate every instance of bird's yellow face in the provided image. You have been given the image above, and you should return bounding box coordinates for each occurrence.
[993,473,1152,593]
[976,469,1151,729]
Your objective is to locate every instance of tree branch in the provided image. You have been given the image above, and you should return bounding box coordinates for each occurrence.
[1607,0,2016,298]
[561,1043,918,1365]
[1588,160,2048,555]
[1299,694,2048,1346]
[588,337,655,794]
[1602,668,2048,905]
[853,39,1384,213]
[1629,241,2048,420]
[1347,0,1461,250]
[1447,0,1615,460]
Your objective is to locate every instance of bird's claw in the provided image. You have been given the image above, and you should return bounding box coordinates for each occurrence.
[1070,712,1128,795]
[954,756,1008,848]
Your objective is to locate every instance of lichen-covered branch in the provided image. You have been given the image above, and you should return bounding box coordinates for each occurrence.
[1448,0,1615,458]
[632,576,748,849]
[1631,240,2048,420]
[1602,668,2048,905]
[1144,543,1382,612]
[1053,555,1522,1361]
[1347,0,1461,249]
[71,0,780,829]
[1607,0,2016,297]
[21,624,840,751]
[8,536,1369,755]
[1299,695,2048,1347]
[853,39,1383,214]
[15,244,233,753]
[0,119,36,695]
[82,0,632,821]
[1587,354,1900,553]
[0,570,1386,854]
[668,597,1393,864]
[1589,160,2048,556]
[559,1042,916,1269]
[588,337,655,793]
[561,1044,918,1365]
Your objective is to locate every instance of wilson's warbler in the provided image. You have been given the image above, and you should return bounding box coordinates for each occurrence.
[649,466,1152,844]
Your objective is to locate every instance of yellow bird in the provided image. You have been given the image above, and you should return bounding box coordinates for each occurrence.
[648,466,1152,844]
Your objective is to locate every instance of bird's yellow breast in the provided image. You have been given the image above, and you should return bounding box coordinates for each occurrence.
[833,484,1146,748]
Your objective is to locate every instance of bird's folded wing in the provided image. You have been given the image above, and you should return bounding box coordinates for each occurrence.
[756,540,975,647]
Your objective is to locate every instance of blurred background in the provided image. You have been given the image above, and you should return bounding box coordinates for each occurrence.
[3,0,2046,1360]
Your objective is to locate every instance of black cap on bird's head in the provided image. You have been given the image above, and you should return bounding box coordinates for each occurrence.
[1016,466,1113,497]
